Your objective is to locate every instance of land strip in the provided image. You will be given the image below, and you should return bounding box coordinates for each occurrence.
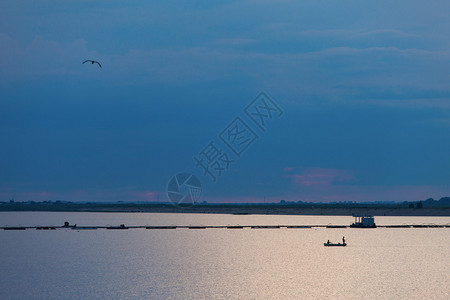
[1,202,449,216]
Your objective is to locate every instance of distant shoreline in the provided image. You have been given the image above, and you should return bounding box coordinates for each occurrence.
[1,203,449,216]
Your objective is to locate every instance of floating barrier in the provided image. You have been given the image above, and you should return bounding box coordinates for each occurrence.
[251,225,280,229]
[72,227,98,230]
[3,227,26,230]
[1,223,448,231]
[106,224,128,230]
[286,226,312,228]
[146,226,176,229]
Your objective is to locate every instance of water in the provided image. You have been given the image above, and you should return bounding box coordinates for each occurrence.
[1,212,449,299]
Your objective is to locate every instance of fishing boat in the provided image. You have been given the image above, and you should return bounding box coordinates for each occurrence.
[324,241,347,247]
[324,237,347,247]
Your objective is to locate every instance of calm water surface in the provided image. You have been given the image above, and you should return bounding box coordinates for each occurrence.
[0,212,449,299]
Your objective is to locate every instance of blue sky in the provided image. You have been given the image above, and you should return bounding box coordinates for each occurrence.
[1,1,449,203]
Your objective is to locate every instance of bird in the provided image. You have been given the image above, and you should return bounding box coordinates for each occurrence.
[82,60,102,68]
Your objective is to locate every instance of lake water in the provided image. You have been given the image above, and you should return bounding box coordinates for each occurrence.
[1,212,449,299]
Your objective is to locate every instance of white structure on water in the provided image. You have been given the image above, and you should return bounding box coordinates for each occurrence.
[351,215,376,228]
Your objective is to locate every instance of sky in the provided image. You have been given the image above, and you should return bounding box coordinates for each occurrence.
[1,0,449,203]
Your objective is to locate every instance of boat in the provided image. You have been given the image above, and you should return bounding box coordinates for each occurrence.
[350,215,376,228]
[324,237,347,246]
[324,241,347,247]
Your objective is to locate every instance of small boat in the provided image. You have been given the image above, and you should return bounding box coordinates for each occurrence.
[324,242,347,247]
[324,237,347,247]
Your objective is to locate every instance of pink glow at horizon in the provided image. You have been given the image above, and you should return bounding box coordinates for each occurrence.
[202,185,448,203]
[1,185,447,204]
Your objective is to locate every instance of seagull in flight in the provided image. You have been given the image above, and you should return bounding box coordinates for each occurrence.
[82,60,102,68]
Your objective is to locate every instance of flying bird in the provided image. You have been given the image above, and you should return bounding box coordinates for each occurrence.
[82,60,102,68]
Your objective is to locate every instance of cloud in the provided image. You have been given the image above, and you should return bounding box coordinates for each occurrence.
[290,29,419,40]
[348,97,450,110]
[2,31,450,98]
[351,29,419,39]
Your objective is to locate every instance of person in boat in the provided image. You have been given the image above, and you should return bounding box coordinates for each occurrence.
[327,240,330,244]
[342,236,345,244]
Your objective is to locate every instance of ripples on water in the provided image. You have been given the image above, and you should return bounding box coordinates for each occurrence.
[0,212,449,299]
